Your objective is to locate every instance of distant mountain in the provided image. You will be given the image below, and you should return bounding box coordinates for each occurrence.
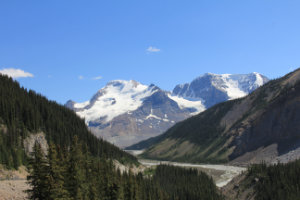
[67,73,268,148]
[138,69,300,165]
[66,80,205,148]
[172,72,269,108]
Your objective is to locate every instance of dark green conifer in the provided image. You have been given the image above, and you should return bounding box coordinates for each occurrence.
[26,142,50,200]
[66,136,86,200]
[48,143,70,200]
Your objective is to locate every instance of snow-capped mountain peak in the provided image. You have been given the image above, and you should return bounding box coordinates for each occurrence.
[172,72,269,107]
[69,80,159,123]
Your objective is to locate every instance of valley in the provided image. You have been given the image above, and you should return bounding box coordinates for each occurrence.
[1,1,300,199]
[0,69,300,199]
[0,159,245,200]
[126,150,246,188]
[139,159,246,187]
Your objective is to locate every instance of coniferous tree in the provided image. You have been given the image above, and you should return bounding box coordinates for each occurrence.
[47,143,70,200]
[66,136,87,200]
[247,160,300,200]
[26,142,50,200]
[26,138,223,200]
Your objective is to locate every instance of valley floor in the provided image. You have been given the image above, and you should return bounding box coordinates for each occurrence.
[139,159,246,187]
[0,160,245,200]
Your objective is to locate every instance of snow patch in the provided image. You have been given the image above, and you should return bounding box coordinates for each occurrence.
[146,113,162,120]
[168,95,205,115]
[74,101,90,109]
[254,72,264,86]
[213,74,247,100]
[145,109,169,122]
[137,119,144,123]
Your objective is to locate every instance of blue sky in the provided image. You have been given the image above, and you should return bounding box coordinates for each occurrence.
[0,1,300,104]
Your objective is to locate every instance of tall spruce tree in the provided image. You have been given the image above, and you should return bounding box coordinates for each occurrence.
[66,136,87,200]
[48,143,70,200]
[26,142,50,200]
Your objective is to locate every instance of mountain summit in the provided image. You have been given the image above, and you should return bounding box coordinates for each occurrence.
[172,72,269,108]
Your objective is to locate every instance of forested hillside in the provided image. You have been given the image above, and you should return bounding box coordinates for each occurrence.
[27,138,223,200]
[0,75,136,168]
[153,165,222,200]
[246,160,300,200]
[222,159,300,200]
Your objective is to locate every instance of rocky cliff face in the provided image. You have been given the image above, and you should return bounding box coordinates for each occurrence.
[140,69,300,165]
[23,132,48,156]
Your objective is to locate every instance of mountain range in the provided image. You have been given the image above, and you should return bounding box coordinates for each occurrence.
[136,69,300,165]
[66,72,268,148]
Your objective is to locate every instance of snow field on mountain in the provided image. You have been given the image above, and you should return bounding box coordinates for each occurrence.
[70,73,268,126]
[76,80,158,123]
[168,94,205,114]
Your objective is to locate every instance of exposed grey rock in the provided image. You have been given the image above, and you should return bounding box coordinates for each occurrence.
[23,132,48,156]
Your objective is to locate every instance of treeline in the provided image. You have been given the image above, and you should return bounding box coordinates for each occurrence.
[0,75,136,168]
[28,137,223,200]
[27,137,163,200]
[247,160,300,200]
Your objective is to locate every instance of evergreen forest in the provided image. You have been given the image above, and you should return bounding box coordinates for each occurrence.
[27,137,223,200]
[247,160,300,200]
